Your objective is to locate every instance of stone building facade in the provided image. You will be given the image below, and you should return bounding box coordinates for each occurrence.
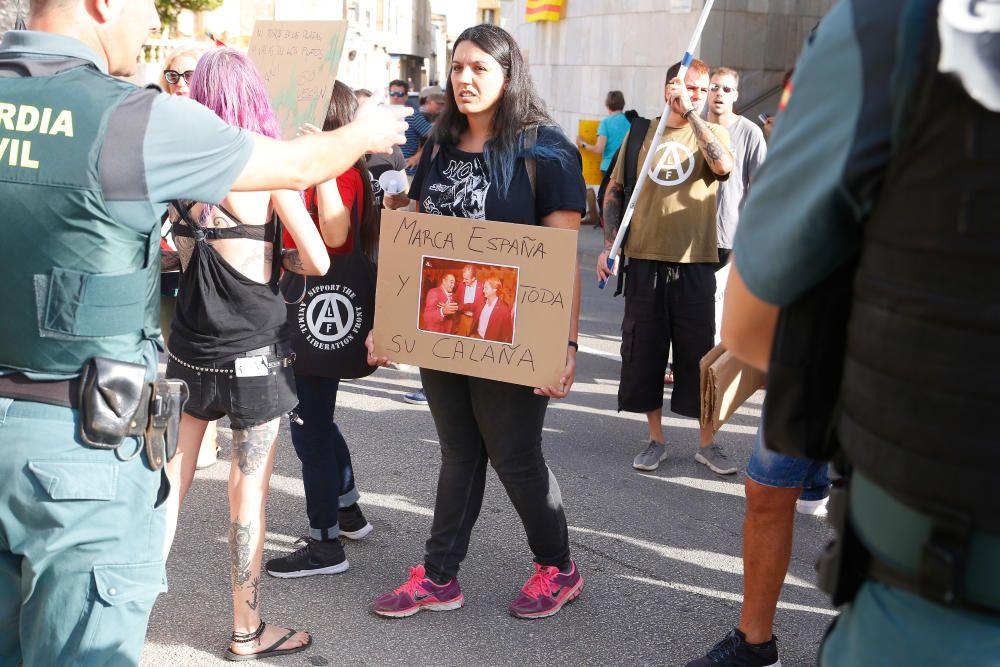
[502,0,836,134]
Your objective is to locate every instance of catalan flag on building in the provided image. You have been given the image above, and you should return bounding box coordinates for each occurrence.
[525,0,564,22]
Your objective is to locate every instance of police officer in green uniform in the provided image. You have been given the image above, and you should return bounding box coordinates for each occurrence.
[0,2,408,664]
[720,0,1000,664]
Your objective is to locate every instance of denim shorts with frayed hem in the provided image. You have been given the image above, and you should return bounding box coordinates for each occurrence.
[166,344,297,430]
[745,426,830,501]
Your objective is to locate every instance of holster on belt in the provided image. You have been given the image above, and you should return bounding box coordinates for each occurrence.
[815,472,869,607]
[145,378,188,469]
[77,357,188,470]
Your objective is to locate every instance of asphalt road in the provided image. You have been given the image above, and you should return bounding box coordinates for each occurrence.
[142,224,835,667]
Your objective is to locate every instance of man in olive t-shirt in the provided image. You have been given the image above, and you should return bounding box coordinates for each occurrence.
[599,59,736,476]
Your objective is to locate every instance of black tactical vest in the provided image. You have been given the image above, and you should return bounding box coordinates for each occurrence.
[837,38,1000,531]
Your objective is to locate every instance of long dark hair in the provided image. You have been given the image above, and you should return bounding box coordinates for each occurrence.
[316,80,379,259]
[434,23,565,197]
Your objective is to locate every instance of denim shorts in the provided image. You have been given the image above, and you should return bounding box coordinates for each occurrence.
[745,426,830,501]
[166,344,297,430]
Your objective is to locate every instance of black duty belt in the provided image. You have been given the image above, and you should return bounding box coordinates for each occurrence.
[0,360,188,471]
[0,373,80,408]
[851,472,1000,615]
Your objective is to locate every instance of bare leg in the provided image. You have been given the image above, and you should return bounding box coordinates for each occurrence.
[164,413,210,557]
[227,419,310,655]
[646,408,665,443]
[698,420,714,449]
[737,479,800,644]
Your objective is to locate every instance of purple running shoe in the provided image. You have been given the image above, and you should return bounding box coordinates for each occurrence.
[371,564,464,618]
[509,561,583,619]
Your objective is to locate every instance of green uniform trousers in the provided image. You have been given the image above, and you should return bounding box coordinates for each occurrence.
[821,581,1000,666]
[0,398,168,667]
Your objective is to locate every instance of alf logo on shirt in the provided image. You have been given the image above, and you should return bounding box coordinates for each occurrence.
[648,141,695,187]
[0,102,75,169]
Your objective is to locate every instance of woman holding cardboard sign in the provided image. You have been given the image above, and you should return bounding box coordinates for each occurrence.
[369,23,587,620]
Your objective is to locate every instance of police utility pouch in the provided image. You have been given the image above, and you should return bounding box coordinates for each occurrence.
[78,357,151,449]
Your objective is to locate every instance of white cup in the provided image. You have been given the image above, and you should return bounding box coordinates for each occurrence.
[379,169,409,195]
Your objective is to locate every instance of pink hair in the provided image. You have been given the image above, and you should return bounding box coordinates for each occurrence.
[187,48,282,225]
[189,48,280,138]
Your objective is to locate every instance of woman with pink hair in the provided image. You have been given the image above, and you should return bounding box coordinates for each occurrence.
[163,48,338,661]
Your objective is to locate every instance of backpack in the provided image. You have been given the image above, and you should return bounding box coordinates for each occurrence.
[597,111,647,224]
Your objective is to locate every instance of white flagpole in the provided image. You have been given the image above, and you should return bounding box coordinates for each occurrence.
[600,0,717,288]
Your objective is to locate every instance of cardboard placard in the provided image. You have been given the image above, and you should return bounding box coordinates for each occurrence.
[247,21,348,139]
[577,119,603,186]
[374,210,578,387]
[699,344,766,433]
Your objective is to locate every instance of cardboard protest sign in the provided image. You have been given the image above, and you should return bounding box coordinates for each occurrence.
[577,119,603,185]
[247,21,348,139]
[699,344,766,433]
[374,210,578,388]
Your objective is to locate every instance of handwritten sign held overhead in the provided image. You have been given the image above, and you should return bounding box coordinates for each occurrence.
[374,210,579,388]
[247,20,348,139]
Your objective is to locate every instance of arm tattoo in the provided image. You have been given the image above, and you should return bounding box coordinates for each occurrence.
[231,420,278,476]
[687,111,729,168]
[160,250,181,272]
[603,182,625,246]
[229,518,253,589]
[282,249,306,274]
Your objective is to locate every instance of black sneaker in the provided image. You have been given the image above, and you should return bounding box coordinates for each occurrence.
[685,628,780,667]
[338,503,373,540]
[265,537,349,578]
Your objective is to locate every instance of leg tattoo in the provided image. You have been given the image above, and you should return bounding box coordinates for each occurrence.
[246,575,263,611]
[232,421,279,475]
[229,518,253,588]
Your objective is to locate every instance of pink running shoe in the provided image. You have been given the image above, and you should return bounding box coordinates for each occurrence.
[508,561,584,619]
[371,564,464,618]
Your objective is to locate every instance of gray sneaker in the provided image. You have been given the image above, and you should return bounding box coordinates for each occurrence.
[695,443,739,475]
[633,441,667,471]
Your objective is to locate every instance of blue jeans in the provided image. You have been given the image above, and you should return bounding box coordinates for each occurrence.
[745,426,830,500]
[0,398,168,666]
[290,375,360,540]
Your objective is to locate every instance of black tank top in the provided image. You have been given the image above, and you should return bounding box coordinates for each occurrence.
[168,201,288,364]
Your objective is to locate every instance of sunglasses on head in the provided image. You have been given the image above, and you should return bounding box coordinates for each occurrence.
[164,69,194,85]
[709,83,736,93]
[388,90,406,97]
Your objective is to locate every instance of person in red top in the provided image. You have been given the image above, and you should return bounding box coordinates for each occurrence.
[422,273,459,334]
[266,81,380,579]
[474,277,513,344]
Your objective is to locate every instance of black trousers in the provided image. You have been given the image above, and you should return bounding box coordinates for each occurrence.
[420,368,570,582]
[618,258,716,418]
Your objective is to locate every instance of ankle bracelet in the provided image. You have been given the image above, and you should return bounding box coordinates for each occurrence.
[231,620,265,644]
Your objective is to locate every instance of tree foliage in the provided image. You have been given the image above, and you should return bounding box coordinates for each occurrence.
[156,0,224,30]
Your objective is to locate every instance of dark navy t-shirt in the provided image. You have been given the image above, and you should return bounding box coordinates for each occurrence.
[409,125,587,226]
